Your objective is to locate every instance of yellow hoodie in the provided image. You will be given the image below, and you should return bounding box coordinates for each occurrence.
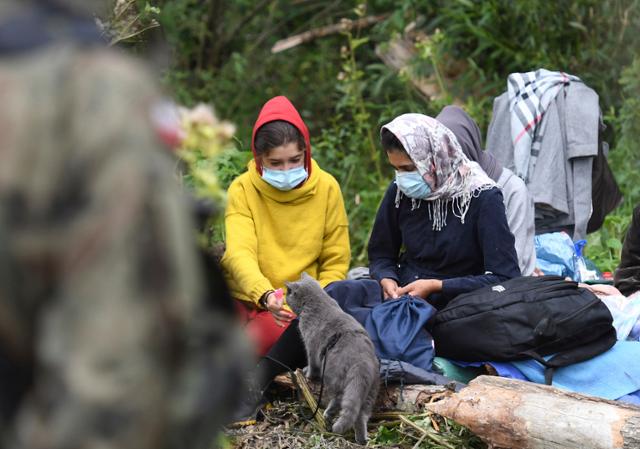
[222,158,350,306]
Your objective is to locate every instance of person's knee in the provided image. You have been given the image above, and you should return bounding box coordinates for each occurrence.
[325,279,381,308]
[245,312,289,356]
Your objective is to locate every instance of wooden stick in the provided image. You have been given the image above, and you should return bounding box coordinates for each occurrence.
[371,411,413,420]
[292,369,327,431]
[412,433,427,449]
[271,14,389,53]
[369,419,402,428]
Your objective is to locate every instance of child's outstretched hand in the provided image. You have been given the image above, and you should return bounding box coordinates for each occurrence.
[266,288,296,327]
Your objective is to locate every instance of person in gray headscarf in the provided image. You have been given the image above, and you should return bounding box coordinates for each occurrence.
[436,105,537,276]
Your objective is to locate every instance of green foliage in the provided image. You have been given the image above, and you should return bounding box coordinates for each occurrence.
[314,22,384,264]
[103,0,161,47]
[150,0,640,273]
[371,415,487,448]
[419,0,640,104]
[177,104,236,201]
[586,56,640,270]
[212,433,233,449]
[586,214,631,273]
[156,0,361,141]
[611,57,640,208]
[371,423,403,444]
[214,148,254,191]
[313,6,428,264]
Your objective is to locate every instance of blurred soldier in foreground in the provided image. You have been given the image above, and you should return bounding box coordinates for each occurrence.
[0,1,248,448]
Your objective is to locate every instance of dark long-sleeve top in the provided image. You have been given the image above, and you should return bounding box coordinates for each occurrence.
[368,183,520,308]
[615,204,640,296]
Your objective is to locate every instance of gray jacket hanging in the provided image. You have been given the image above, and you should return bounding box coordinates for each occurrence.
[486,81,600,240]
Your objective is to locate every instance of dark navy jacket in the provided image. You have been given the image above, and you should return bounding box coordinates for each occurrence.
[368,183,520,308]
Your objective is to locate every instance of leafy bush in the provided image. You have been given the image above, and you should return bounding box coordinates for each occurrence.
[156,0,359,141]
[143,0,640,273]
[313,10,428,264]
[415,0,640,127]
[586,57,640,271]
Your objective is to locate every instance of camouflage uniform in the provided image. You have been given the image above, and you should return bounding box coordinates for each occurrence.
[0,4,248,449]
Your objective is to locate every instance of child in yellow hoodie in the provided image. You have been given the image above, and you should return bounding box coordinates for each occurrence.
[222,96,350,356]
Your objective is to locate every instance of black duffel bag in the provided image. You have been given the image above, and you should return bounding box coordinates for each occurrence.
[430,276,617,384]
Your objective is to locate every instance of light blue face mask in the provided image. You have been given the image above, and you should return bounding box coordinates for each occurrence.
[262,166,308,191]
[395,171,432,199]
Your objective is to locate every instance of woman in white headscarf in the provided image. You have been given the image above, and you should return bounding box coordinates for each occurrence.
[366,113,521,309]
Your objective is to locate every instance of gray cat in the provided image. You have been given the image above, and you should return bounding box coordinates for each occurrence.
[285,273,379,444]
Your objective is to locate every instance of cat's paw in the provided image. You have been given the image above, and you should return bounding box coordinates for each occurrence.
[354,434,368,445]
[354,420,369,445]
[332,418,349,435]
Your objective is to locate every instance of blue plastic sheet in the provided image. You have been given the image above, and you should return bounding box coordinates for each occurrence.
[451,341,640,402]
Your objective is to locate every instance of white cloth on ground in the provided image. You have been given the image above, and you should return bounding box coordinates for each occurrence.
[599,291,640,341]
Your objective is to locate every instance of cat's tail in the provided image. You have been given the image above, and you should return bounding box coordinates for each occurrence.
[331,363,376,435]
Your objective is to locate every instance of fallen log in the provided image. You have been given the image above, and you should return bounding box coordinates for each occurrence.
[426,375,640,449]
[274,371,454,413]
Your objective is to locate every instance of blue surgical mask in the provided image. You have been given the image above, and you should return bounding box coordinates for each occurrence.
[395,171,432,199]
[262,166,308,191]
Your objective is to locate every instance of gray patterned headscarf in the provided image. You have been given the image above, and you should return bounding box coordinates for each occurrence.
[382,113,495,230]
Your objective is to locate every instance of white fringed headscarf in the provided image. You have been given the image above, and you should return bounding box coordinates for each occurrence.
[382,113,495,230]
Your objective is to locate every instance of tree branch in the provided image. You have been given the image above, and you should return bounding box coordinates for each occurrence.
[271,14,389,53]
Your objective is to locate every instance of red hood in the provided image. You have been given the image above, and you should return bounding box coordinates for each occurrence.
[251,96,312,176]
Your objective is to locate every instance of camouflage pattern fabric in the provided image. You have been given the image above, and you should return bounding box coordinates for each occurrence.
[0,0,113,17]
[0,39,248,449]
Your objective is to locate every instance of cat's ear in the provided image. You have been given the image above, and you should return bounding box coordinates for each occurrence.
[285,281,294,291]
[301,271,312,281]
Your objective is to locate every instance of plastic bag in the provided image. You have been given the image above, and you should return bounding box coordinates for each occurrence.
[573,240,598,282]
[535,232,577,279]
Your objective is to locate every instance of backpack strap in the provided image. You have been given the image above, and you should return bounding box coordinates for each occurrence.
[521,327,617,384]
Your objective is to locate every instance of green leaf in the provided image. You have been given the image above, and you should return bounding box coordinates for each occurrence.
[606,238,623,250]
[350,37,370,51]
[456,0,475,8]
[568,21,588,32]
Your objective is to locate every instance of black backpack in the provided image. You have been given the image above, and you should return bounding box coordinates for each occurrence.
[430,276,617,384]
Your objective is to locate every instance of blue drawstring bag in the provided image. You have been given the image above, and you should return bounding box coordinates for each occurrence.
[364,295,437,372]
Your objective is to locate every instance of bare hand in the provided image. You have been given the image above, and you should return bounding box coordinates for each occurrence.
[380,278,400,300]
[579,283,622,296]
[265,292,296,327]
[532,267,545,276]
[397,279,443,300]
